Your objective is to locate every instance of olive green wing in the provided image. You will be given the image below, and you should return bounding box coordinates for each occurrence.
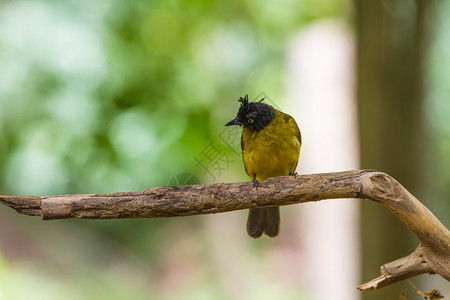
[282,113,302,172]
[283,113,301,145]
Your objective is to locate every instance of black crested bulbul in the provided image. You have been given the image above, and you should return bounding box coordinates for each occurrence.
[225,95,301,238]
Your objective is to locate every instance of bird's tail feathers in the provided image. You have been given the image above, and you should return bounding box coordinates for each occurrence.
[246,207,280,238]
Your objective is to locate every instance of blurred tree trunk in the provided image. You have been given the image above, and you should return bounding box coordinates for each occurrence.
[356,0,432,299]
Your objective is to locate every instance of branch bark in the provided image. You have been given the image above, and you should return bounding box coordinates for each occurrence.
[0,170,449,290]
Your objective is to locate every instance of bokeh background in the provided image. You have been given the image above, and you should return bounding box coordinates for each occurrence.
[0,0,449,299]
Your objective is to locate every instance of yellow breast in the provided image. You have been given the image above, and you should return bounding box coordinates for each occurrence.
[241,109,301,181]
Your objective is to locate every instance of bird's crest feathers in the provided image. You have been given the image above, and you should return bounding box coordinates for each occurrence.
[238,94,266,106]
[238,95,249,111]
[238,94,266,116]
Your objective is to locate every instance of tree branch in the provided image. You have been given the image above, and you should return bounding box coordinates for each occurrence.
[0,170,449,290]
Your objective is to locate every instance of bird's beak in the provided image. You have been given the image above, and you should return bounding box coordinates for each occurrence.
[225,117,242,126]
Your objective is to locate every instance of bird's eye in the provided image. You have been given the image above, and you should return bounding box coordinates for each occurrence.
[247,119,254,124]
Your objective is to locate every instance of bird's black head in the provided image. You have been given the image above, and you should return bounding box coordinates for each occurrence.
[225,95,274,132]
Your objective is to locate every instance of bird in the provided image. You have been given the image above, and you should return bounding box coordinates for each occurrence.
[225,94,301,238]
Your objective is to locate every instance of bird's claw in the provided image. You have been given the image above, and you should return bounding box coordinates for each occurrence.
[252,177,261,188]
[289,171,298,179]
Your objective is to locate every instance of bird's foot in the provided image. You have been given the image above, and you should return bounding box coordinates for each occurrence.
[252,177,261,188]
[289,171,297,179]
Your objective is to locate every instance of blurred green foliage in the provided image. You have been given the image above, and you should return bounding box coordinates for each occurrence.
[1,0,448,298]
[0,0,346,195]
[0,0,346,299]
